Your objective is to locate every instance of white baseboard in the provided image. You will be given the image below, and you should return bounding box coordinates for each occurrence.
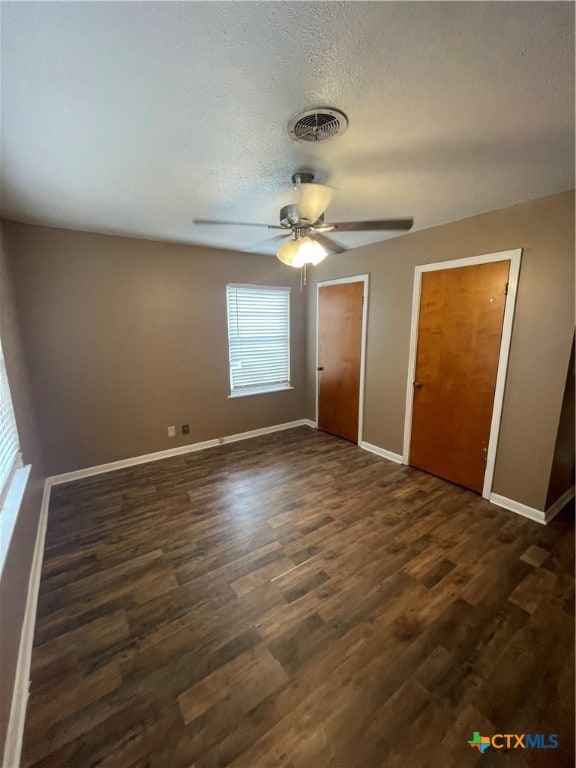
[301,419,316,429]
[47,419,314,486]
[489,493,546,524]
[362,436,571,527]
[360,441,403,464]
[221,419,313,444]
[357,440,573,527]
[490,486,575,525]
[2,481,51,768]
[544,485,575,523]
[47,439,220,486]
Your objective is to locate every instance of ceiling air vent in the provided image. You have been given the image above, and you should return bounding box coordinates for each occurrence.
[288,107,348,143]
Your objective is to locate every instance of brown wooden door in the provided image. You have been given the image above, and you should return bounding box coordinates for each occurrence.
[409,260,510,492]
[317,281,364,443]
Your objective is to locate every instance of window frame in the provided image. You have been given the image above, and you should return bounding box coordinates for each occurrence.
[0,338,22,508]
[0,334,30,580]
[226,283,293,399]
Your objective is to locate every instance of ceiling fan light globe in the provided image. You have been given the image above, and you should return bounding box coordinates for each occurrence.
[276,239,300,266]
[291,250,307,269]
[310,243,328,266]
[296,183,335,223]
[277,236,328,268]
[298,236,327,266]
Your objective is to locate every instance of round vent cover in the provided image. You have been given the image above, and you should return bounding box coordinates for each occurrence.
[288,107,348,142]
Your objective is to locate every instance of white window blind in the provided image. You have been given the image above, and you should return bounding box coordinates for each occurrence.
[226,284,291,396]
[0,338,20,500]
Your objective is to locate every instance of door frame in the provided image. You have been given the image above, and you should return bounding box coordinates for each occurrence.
[402,249,522,499]
[316,275,370,445]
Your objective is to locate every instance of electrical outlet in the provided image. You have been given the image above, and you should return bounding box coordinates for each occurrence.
[167,426,176,437]
[182,424,190,435]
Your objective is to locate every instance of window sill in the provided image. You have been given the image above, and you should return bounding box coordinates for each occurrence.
[228,385,294,399]
[0,463,31,579]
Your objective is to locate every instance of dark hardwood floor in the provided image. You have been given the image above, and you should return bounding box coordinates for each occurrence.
[22,427,574,768]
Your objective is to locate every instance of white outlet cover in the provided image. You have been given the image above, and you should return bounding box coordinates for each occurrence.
[167,426,176,437]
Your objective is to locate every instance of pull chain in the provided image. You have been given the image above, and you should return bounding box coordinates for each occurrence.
[299,263,308,291]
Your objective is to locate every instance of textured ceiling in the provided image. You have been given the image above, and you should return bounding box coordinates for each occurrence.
[1,1,574,255]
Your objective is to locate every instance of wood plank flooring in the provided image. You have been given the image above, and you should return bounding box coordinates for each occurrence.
[22,427,575,768]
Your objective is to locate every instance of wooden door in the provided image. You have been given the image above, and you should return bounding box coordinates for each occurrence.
[409,260,510,493]
[317,281,364,443]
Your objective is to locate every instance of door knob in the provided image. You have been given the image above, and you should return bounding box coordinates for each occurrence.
[413,382,423,389]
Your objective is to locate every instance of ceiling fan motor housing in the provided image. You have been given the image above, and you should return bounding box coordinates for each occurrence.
[279,204,324,229]
[291,172,315,185]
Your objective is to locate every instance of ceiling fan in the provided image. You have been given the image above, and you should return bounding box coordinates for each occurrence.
[193,173,414,268]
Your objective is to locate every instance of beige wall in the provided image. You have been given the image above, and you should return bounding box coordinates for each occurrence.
[0,226,46,755]
[306,190,575,511]
[2,223,307,476]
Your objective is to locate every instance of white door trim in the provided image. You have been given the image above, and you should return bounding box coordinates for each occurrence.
[316,275,369,445]
[402,249,522,499]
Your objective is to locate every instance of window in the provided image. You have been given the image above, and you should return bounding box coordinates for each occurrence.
[226,284,291,397]
[0,338,21,503]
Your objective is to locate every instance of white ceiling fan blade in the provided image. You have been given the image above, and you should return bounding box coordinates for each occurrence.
[296,183,335,223]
